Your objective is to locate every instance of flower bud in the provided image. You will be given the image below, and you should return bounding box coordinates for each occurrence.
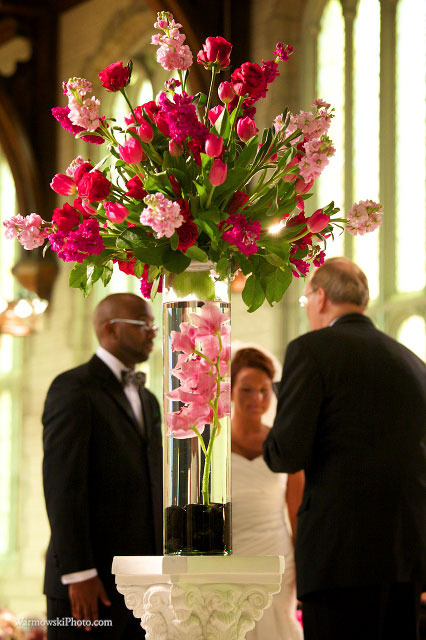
[209,158,227,186]
[236,116,257,143]
[204,133,223,158]
[135,119,154,143]
[169,140,183,157]
[208,105,224,126]
[218,81,235,104]
[119,138,144,164]
[104,201,129,223]
[306,209,330,233]
[295,177,314,194]
[50,173,76,196]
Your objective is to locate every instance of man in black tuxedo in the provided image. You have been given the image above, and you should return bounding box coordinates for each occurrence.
[263,258,426,640]
[42,293,162,639]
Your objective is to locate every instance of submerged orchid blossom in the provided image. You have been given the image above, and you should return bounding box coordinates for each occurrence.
[166,300,230,505]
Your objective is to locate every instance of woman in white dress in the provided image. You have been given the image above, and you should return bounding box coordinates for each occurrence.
[231,347,304,640]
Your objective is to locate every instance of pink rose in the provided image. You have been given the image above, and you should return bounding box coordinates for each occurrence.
[77,170,111,202]
[197,36,232,69]
[231,62,267,99]
[98,61,131,92]
[104,201,129,223]
[52,203,80,232]
[73,162,94,186]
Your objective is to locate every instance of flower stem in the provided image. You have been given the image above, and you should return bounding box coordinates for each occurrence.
[204,66,218,126]
[120,88,138,125]
[205,185,215,209]
[201,423,218,505]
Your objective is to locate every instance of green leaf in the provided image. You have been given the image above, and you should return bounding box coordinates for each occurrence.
[215,256,229,278]
[193,219,220,247]
[192,92,207,107]
[102,261,114,286]
[261,236,291,262]
[89,265,104,284]
[214,167,249,202]
[193,181,208,207]
[116,227,149,250]
[134,260,144,278]
[150,275,161,300]
[196,207,221,224]
[263,266,292,305]
[163,249,191,274]
[264,253,286,267]
[132,243,169,266]
[241,274,266,312]
[235,135,259,168]
[69,262,89,289]
[184,245,209,262]
[143,171,173,194]
[212,106,231,140]
[170,232,179,251]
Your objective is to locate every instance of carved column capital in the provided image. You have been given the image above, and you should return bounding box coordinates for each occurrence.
[113,555,284,640]
[117,581,282,640]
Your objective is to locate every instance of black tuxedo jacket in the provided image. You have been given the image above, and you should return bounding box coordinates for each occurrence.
[263,314,426,598]
[42,355,163,599]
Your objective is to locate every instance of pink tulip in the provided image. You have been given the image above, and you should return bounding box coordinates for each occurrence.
[218,81,235,104]
[208,105,224,126]
[209,158,227,186]
[119,138,144,164]
[204,133,223,158]
[236,116,257,143]
[169,140,183,157]
[307,209,330,233]
[50,173,76,196]
[104,201,129,223]
[135,119,154,143]
[295,177,314,194]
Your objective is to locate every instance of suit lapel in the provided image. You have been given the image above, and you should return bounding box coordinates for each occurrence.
[88,355,145,440]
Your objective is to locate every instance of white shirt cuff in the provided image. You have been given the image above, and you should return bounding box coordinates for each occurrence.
[61,568,98,585]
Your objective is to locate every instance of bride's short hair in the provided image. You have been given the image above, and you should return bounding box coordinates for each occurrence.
[231,347,275,388]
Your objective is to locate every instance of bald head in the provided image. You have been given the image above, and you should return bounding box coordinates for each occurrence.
[304,258,369,330]
[93,293,155,366]
[309,257,369,308]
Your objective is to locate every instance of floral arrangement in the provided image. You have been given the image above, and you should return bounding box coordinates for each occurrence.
[3,11,382,311]
[167,301,230,504]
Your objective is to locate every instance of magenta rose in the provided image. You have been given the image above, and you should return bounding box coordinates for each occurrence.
[197,36,232,69]
[125,176,147,200]
[73,162,93,186]
[52,203,80,232]
[231,62,267,99]
[227,191,250,215]
[177,220,198,251]
[98,61,131,92]
[77,170,111,202]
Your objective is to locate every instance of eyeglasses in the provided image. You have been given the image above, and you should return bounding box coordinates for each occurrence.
[109,318,158,331]
[298,290,316,308]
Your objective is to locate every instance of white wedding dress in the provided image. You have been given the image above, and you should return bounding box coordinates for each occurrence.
[232,453,304,640]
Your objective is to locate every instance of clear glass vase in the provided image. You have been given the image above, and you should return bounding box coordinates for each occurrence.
[162,261,232,555]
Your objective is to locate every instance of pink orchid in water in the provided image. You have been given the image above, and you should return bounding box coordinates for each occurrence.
[189,301,230,335]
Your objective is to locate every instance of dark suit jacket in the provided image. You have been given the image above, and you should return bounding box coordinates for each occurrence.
[42,354,163,599]
[263,314,426,598]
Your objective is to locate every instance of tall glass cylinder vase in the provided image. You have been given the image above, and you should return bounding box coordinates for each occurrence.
[162,261,232,555]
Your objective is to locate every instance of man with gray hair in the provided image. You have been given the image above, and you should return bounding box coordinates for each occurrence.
[263,257,426,640]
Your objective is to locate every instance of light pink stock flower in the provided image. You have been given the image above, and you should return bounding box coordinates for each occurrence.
[66,156,85,178]
[64,77,101,132]
[140,192,184,238]
[3,213,47,250]
[151,12,193,71]
[346,200,383,235]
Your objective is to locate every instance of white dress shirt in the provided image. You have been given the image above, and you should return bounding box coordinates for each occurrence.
[61,347,143,585]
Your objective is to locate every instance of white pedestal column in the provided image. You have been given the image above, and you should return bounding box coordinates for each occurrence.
[112,555,284,640]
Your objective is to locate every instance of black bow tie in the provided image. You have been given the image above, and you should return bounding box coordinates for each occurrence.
[121,370,146,388]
